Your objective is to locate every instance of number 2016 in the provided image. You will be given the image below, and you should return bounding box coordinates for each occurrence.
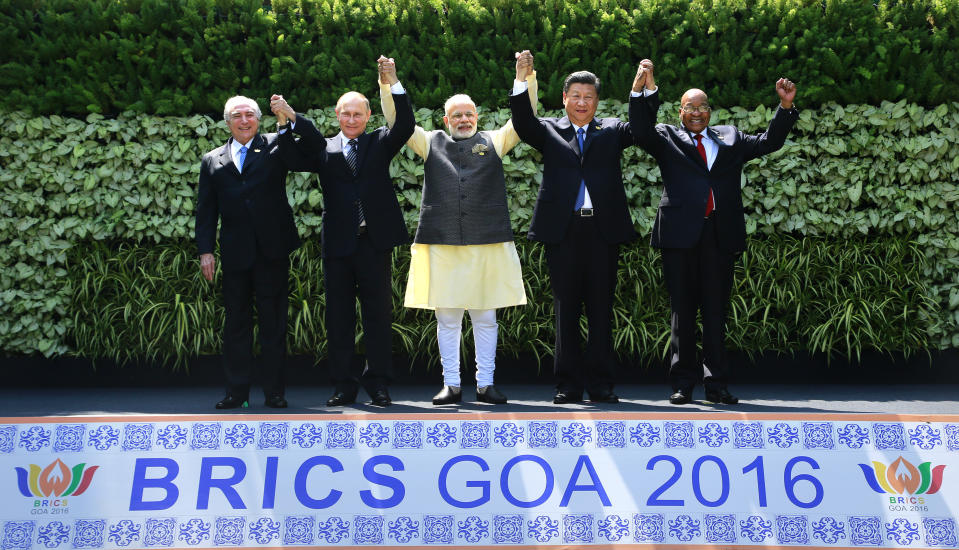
[645,455,824,508]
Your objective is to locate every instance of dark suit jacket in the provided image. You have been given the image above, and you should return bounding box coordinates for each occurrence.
[195,133,300,271]
[279,93,415,259]
[510,89,639,245]
[630,92,798,253]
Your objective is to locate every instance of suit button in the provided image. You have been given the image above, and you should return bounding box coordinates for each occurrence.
[461,194,466,199]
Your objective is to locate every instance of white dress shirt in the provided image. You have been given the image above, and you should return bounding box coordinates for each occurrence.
[230,138,253,173]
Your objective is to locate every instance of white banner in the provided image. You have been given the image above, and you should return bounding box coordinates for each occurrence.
[1,412,957,548]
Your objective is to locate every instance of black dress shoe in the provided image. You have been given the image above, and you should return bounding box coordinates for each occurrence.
[264,395,288,408]
[553,390,583,404]
[370,388,392,407]
[705,388,739,405]
[432,386,462,405]
[476,385,507,404]
[589,391,619,404]
[326,391,357,407]
[669,388,692,405]
[215,394,248,409]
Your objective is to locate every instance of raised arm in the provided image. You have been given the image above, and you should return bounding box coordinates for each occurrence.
[628,60,665,155]
[741,78,799,161]
[508,50,548,151]
[378,56,429,159]
[491,49,539,157]
[270,95,326,172]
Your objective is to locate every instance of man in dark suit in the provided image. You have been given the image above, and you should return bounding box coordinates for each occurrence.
[196,95,301,409]
[629,61,798,405]
[270,57,414,407]
[510,57,649,404]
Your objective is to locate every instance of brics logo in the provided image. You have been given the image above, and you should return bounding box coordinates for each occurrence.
[858,456,945,495]
[15,458,99,498]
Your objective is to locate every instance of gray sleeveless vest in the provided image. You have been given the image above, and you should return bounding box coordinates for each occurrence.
[413,131,514,245]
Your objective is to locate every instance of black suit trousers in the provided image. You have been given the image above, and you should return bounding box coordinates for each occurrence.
[323,232,394,393]
[545,217,620,394]
[221,252,290,398]
[661,214,734,391]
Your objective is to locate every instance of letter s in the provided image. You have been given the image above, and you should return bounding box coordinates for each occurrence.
[360,455,405,509]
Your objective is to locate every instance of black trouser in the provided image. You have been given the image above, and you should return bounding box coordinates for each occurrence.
[661,214,734,392]
[545,216,620,395]
[323,232,394,394]
[221,253,289,399]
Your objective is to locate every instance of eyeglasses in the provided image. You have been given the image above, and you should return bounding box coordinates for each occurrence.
[681,105,711,114]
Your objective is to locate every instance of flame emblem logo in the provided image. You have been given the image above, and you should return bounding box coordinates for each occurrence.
[858,456,944,495]
[15,458,98,497]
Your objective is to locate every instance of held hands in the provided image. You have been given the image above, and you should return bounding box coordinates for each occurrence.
[200,253,216,282]
[776,78,796,109]
[269,94,295,125]
[632,59,655,92]
[514,50,533,81]
[378,56,398,85]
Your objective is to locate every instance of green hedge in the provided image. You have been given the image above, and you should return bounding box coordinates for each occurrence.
[1,0,957,115]
[2,96,957,361]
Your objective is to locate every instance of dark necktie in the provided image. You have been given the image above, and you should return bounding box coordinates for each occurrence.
[574,127,586,210]
[347,139,366,227]
[695,134,715,216]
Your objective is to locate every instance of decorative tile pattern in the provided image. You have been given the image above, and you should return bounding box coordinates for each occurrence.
[664,421,694,448]
[563,514,593,543]
[326,422,356,449]
[705,514,736,544]
[733,421,764,448]
[107,520,140,547]
[561,422,592,447]
[776,515,809,544]
[387,517,418,543]
[493,422,524,447]
[596,421,626,448]
[359,422,390,448]
[526,516,558,543]
[802,422,834,449]
[457,516,489,543]
[156,424,187,450]
[885,518,920,546]
[257,422,288,450]
[248,518,280,545]
[493,515,523,544]
[598,515,630,542]
[282,516,314,546]
[423,515,453,544]
[427,422,456,448]
[53,424,85,452]
[923,518,957,547]
[292,423,322,449]
[740,515,773,543]
[19,426,51,451]
[224,423,254,449]
[461,421,490,448]
[909,424,942,450]
[122,423,153,451]
[144,518,175,547]
[0,426,17,453]
[177,518,210,546]
[873,422,906,450]
[37,521,69,548]
[668,515,701,542]
[767,422,799,448]
[353,515,384,545]
[838,423,870,449]
[190,423,221,450]
[849,516,882,546]
[629,422,661,447]
[73,519,105,549]
[315,517,349,544]
[945,424,959,451]
[812,516,846,544]
[633,514,665,543]
[2,521,34,550]
[393,421,423,449]
[698,422,730,448]
[528,421,558,448]
[213,517,244,546]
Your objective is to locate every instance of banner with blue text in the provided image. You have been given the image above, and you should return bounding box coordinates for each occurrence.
[1,412,957,549]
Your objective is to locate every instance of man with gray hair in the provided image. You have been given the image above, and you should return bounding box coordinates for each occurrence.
[383,51,537,405]
[196,95,300,409]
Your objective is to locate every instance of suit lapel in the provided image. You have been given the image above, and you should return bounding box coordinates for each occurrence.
[582,119,602,156]
[556,117,580,158]
[240,134,266,174]
[677,128,707,170]
[353,132,372,173]
[706,127,731,169]
[218,139,240,177]
[327,136,348,173]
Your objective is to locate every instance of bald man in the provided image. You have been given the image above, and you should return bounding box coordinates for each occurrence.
[271,57,414,407]
[629,61,798,405]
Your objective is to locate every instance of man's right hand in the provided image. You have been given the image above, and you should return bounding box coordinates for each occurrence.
[515,50,533,81]
[378,56,398,85]
[200,253,216,282]
[633,58,655,92]
[270,94,296,125]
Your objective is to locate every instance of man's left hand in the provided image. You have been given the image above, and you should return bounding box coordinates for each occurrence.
[270,94,296,124]
[378,56,398,85]
[776,78,796,109]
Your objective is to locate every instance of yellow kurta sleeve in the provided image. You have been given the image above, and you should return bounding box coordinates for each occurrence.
[489,71,539,158]
[381,81,431,160]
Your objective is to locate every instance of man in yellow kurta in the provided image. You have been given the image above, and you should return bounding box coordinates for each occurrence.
[383,51,538,405]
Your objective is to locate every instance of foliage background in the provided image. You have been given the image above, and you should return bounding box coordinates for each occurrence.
[1,0,956,368]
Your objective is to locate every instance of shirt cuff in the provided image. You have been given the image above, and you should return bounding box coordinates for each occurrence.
[630,86,658,97]
[511,80,528,96]
[391,81,405,94]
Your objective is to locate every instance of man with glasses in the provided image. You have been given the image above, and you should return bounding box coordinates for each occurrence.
[629,61,798,405]
[196,95,301,409]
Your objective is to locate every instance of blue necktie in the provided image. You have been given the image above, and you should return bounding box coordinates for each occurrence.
[574,128,586,210]
[238,146,248,173]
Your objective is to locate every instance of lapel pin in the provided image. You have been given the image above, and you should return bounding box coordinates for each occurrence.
[254,149,261,153]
